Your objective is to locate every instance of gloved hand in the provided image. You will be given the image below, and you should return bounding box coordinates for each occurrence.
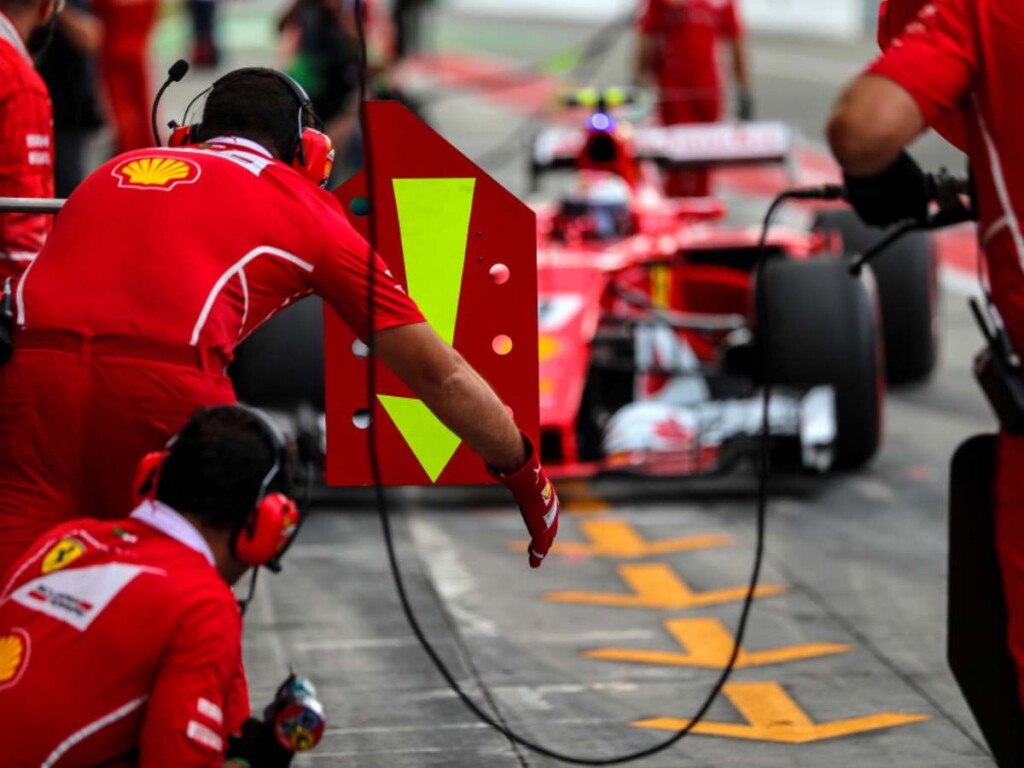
[843,151,930,227]
[736,90,755,122]
[491,435,560,568]
[226,718,294,768]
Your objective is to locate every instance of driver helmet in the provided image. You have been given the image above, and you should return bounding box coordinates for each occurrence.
[558,173,634,240]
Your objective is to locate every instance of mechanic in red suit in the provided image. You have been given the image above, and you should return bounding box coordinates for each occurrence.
[0,406,309,767]
[0,68,558,576]
[93,0,159,154]
[828,0,1024,701]
[0,0,57,281]
[633,0,752,197]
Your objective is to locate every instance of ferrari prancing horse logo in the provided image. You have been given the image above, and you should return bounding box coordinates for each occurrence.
[42,536,85,574]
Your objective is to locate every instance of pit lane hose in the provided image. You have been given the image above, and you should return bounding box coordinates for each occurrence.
[355,3,800,762]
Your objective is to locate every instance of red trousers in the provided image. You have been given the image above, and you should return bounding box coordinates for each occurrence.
[0,349,235,573]
[658,94,722,198]
[94,0,159,154]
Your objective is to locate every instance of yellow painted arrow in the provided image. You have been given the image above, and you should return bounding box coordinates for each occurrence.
[585,618,851,669]
[513,519,732,559]
[380,178,475,483]
[545,564,784,609]
[634,682,929,743]
[556,479,612,516]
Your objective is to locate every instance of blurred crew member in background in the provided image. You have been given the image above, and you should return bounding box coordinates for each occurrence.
[0,67,559,577]
[189,0,219,68]
[0,0,57,281]
[0,406,310,767]
[37,0,103,197]
[278,0,360,184]
[391,0,430,60]
[634,0,752,197]
[93,0,157,154]
[827,0,1024,702]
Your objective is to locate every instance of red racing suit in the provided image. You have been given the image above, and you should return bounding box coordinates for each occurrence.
[0,137,424,572]
[0,502,249,766]
[865,0,1024,702]
[0,11,54,281]
[636,0,743,196]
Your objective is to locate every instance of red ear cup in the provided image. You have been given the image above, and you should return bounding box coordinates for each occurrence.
[169,124,195,148]
[234,493,300,567]
[295,128,335,188]
[133,451,169,507]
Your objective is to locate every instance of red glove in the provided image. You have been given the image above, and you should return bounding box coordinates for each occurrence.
[492,435,560,568]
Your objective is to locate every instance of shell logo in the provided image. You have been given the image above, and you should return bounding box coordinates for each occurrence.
[113,156,201,191]
[0,632,26,686]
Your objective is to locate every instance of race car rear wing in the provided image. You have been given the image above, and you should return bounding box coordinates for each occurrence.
[532,121,797,178]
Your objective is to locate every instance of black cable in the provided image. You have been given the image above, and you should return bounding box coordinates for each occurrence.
[357,1,790,761]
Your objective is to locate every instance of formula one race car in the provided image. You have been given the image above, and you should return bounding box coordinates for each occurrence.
[229,89,938,482]
[527,88,938,477]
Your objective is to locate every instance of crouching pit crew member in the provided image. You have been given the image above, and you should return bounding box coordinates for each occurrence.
[827,0,1024,703]
[0,405,317,767]
[0,66,559,573]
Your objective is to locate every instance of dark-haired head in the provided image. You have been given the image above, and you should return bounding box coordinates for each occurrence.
[155,405,283,533]
[199,68,320,161]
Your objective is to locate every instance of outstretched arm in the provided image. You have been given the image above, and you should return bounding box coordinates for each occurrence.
[374,322,526,473]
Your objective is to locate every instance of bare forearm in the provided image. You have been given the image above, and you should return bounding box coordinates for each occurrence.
[828,74,925,175]
[375,323,526,473]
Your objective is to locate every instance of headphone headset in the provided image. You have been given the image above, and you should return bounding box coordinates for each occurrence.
[168,68,335,189]
[132,406,302,570]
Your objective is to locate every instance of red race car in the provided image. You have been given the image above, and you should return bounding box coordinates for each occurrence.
[530,89,938,478]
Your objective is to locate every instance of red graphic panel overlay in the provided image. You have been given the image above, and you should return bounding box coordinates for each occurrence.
[325,102,539,486]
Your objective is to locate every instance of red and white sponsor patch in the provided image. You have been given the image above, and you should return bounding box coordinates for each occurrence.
[186,720,223,752]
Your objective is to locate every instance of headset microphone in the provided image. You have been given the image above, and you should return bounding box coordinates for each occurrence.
[151,59,191,147]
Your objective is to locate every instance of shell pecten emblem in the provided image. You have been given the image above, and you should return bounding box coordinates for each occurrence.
[0,632,26,686]
[113,156,201,191]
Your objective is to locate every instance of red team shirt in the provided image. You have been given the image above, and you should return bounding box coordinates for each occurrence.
[0,11,54,280]
[17,137,423,351]
[0,503,248,766]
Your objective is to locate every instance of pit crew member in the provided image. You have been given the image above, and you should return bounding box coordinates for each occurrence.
[826,0,1024,701]
[0,68,558,575]
[634,0,752,197]
[0,0,57,280]
[0,405,308,767]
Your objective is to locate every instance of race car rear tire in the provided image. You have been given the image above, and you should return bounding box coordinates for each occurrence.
[230,297,326,411]
[759,256,883,470]
[813,209,938,384]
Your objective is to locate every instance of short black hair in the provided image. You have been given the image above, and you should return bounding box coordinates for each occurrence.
[199,68,319,161]
[156,406,282,532]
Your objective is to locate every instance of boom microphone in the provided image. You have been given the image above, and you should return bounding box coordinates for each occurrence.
[151,59,191,147]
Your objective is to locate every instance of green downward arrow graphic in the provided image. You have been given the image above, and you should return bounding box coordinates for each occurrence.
[381,178,476,482]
